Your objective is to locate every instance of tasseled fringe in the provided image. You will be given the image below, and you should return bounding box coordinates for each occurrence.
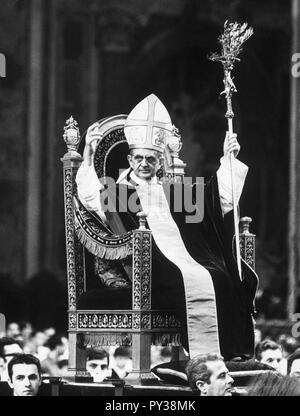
[152,333,181,346]
[75,218,132,260]
[78,333,182,348]
[80,333,132,348]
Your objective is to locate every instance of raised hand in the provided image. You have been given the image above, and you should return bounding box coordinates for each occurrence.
[223,131,240,158]
[83,122,103,166]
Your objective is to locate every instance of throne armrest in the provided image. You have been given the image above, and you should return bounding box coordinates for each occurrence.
[73,196,133,260]
[239,216,256,270]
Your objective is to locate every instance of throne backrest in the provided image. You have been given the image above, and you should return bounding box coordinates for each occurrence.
[80,114,186,184]
[62,115,256,307]
[64,114,187,296]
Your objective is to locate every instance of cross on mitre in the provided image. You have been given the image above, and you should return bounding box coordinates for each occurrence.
[124,94,173,153]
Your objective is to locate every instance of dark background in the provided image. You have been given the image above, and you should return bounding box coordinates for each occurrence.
[0,0,293,330]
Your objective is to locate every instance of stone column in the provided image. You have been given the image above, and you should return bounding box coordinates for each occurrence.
[25,0,44,279]
[43,0,58,272]
[288,0,300,317]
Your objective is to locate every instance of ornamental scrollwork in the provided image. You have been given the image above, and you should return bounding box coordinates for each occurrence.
[133,231,152,310]
[152,313,181,329]
[240,235,255,269]
[69,312,77,329]
[141,313,151,329]
[133,313,141,329]
[64,164,86,308]
[64,168,77,310]
[94,129,127,179]
[78,313,132,329]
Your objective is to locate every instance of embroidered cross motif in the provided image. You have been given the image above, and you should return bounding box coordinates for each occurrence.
[126,94,170,147]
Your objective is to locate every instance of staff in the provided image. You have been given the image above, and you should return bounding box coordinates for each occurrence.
[209,21,253,280]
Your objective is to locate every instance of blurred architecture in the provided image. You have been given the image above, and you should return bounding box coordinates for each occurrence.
[0,0,296,325]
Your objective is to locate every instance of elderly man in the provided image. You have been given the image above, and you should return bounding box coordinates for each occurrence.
[185,353,234,396]
[76,94,258,361]
[7,354,42,396]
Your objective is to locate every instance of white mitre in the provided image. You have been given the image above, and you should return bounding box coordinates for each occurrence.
[124,94,173,153]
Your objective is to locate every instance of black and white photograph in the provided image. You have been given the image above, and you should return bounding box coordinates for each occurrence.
[0,0,300,401]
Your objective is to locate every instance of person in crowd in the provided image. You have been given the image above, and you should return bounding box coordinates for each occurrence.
[287,348,300,379]
[247,371,300,396]
[43,326,56,340]
[40,334,67,377]
[6,322,21,340]
[255,339,283,373]
[111,347,132,379]
[277,334,299,375]
[151,346,173,368]
[56,359,69,380]
[86,348,111,382]
[185,353,234,396]
[159,347,172,364]
[7,354,42,396]
[24,330,49,362]
[19,321,33,345]
[0,337,23,381]
[277,334,299,357]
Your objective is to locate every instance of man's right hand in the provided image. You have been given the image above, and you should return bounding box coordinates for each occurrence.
[83,122,103,166]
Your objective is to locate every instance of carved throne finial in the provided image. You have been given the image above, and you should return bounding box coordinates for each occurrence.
[163,124,186,182]
[63,116,80,152]
[168,125,182,157]
[240,216,253,235]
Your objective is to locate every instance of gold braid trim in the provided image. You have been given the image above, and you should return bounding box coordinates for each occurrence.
[74,196,133,260]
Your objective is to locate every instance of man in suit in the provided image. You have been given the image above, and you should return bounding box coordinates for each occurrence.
[185,353,234,396]
[7,354,41,396]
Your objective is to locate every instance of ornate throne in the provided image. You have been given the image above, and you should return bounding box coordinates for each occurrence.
[61,115,256,383]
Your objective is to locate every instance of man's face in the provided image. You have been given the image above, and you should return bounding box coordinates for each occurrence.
[3,344,23,364]
[8,363,41,396]
[6,323,20,339]
[86,358,109,382]
[33,332,47,347]
[115,356,128,370]
[260,348,283,372]
[290,358,300,379]
[196,360,234,396]
[127,149,161,180]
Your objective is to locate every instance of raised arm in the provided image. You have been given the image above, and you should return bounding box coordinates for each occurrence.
[75,124,107,222]
[216,131,248,216]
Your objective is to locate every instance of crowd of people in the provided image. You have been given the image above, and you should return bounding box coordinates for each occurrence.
[0,321,134,395]
[186,335,300,396]
[1,319,300,396]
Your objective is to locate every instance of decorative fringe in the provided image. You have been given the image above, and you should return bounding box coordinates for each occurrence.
[75,217,132,260]
[80,333,132,347]
[152,333,181,346]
